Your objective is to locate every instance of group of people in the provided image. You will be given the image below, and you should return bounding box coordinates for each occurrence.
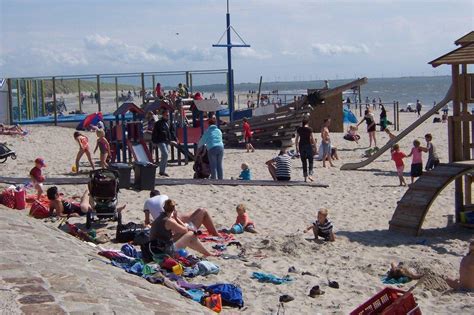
[391,133,439,186]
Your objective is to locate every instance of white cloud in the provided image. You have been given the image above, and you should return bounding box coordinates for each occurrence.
[31,48,88,67]
[311,43,370,56]
[234,48,271,60]
[147,43,220,62]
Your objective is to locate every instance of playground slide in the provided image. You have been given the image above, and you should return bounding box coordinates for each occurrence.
[340,85,453,170]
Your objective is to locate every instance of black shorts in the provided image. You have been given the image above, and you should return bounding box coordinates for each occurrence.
[367,125,376,132]
[411,163,423,177]
[276,176,291,181]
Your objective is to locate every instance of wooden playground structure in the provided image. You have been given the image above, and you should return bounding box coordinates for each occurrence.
[389,31,474,235]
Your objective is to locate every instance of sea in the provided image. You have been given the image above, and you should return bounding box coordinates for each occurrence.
[223,76,453,110]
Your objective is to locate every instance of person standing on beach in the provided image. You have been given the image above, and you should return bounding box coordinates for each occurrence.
[242,117,255,153]
[296,116,316,182]
[357,109,377,148]
[423,133,440,170]
[379,105,388,131]
[416,100,422,117]
[407,139,423,184]
[73,132,95,173]
[198,118,224,180]
[152,109,177,177]
[372,98,377,111]
[320,118,334,168]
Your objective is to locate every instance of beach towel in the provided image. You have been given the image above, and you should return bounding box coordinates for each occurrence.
[251,272,293,285]
[186,289,206,302]
[198,231,235,243]
[121,244,140,259]
[205,283,244,308]
[381,275,411,284]
[183,261,220,277]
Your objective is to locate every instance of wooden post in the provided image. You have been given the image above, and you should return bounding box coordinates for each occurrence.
[78,79,82,113]
[25,80,30,120]
[115,77,119,109]
[256,76,262,107]
[96,75,101,112]
[7,79,13,124]
[41,80,45,116]
[34,80,39,117]
[152,75,156,97]
[393,101,396,130]
[141,73,145,104]
[452,65,463,222]
[16,79,21,121]
[189,73,193,94]
[396,102,400,131]
[52,77,57,126]
[461,64,470,160]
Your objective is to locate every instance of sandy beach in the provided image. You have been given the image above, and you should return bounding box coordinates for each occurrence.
[0,108,473,314]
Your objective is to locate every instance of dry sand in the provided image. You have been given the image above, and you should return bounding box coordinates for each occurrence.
[0,108,473,314]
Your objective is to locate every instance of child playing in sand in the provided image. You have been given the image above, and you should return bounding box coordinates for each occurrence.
[29,158,46,199]
[238,163,251,180]
[235,204,257,233]
[344,125,360,144]
[407,139,423,184]
[73,131,95,173]
[242,117,255,153]
[93,129,111,169]
[304,208,335,242]
[391,144,407,186]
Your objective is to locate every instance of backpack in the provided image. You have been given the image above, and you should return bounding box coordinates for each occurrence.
[206,284,244,308]
[116,222,145,243]
[1,190,15,209]
[29,201,50,218]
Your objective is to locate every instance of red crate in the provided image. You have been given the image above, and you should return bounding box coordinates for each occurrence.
[350,287,422,315]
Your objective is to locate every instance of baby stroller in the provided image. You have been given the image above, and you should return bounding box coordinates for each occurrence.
[86,169,121,228]
[0,143,16,163]
[193,146,211,179]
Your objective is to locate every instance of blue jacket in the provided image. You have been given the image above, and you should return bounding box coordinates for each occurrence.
[239,168,251,180]
[198,125,224,150]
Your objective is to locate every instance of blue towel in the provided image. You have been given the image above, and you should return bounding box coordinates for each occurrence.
[251,272,292,284]
[381,276,411,284]
[186,289,206,302]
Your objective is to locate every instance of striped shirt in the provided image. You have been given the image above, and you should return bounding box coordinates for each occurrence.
[313,219,333,235]
[273,154,291,178]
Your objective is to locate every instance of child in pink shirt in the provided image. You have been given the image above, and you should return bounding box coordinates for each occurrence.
[407,139,423,184]
[235,204,257,233]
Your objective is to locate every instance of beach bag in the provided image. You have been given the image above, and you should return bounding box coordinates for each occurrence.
[14,188,26,210]
[206,284,244,308]
[29,201,50,218]
[203,294,222,313]
[116,222,145,243]
[1,190,15,209]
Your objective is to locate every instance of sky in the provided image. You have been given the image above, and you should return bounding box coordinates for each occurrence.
[0,0,473,83]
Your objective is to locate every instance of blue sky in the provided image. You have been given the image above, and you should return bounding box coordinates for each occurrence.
[0,0,473,82]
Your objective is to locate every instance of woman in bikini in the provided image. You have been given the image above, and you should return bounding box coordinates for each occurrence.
[74,131,95,173]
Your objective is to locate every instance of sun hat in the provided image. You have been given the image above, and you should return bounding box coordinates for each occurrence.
[35,158,46,167]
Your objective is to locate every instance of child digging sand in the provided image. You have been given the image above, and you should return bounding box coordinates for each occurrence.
[304,208,335,242]
[93,129,111,168]
[29,158,46,199]
[391,144,407,186]
[407,139,423,184]
[74,131,95,173]
[235,204,257,233]
[238,163,251,180]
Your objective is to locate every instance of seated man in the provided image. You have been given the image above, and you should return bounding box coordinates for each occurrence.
[266,147,291,181]
[445,241,474,291]
[144,190,219,236]
[47,186,92,217]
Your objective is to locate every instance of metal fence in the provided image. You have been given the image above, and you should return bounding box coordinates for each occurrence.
[7,69,228,125]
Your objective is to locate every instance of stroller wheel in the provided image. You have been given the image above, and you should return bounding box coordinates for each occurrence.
[11,154,17,160]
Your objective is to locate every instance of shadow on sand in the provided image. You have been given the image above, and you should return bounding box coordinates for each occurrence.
[337,226,472,257]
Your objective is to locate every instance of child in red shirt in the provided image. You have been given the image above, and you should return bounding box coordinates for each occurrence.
[391,144,407,186]
[30,157,46,199]
[235,203,257,233]
[242,117,255,153]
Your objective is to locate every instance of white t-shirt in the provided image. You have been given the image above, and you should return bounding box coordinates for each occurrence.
[143,195,169,220]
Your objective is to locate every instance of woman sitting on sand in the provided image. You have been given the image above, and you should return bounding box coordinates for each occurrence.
[149,199,213,257]
[0,123,26,135]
